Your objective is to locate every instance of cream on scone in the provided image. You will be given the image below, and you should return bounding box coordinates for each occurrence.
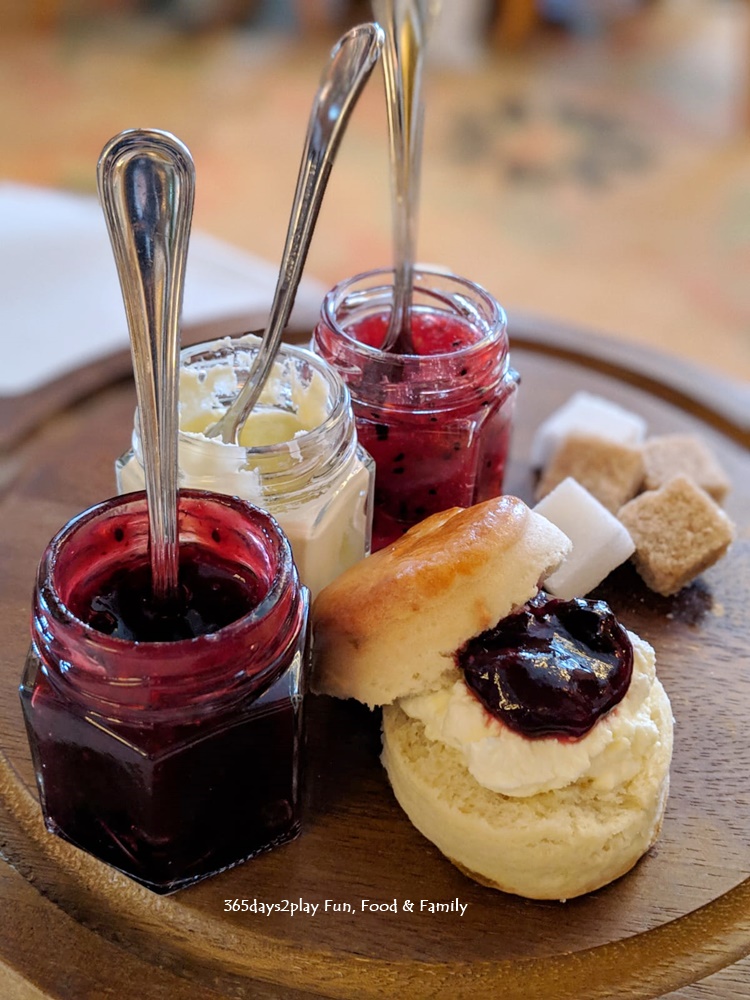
[312,495,674,901]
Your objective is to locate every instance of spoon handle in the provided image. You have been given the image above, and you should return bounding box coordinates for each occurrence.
[209,22,384,444]
[98,129,195,603]
[375,0,436,352]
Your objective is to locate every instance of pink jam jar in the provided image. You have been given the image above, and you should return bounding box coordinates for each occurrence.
[312,267,519,549]
[19,490,309,894]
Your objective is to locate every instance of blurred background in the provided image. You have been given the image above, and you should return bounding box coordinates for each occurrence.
[1,0,749,384]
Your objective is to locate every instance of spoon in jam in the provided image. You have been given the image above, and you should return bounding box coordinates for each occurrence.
[206,22,384,445]
[374,0,437,354]
[98,129,195,606]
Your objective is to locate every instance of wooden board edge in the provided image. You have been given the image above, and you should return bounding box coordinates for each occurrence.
[2,745,750,1000]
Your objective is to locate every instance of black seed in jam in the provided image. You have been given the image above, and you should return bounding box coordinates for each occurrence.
[375,423,390,441]
[212,527,221,543]
[393,452,405,463]
[392,466,405,475]
[74,548,262,643]
[113,527,124,542]
[457,594,633,739]
[428,488,437,496]
[459,367,468,376]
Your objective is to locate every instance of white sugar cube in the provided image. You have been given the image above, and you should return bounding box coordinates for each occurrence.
[530,391,647,469]
[533,477,635,599]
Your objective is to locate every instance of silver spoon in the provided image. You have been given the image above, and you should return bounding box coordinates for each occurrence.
[206,22,384,445]
[98,129,195,605]
[374,0,438,353]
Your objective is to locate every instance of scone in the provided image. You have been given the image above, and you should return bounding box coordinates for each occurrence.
[313,496,572,707]
[312,495,674,900]
[381,629,673,900]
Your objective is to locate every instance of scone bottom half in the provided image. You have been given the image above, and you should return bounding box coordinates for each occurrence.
[311,494,674,901]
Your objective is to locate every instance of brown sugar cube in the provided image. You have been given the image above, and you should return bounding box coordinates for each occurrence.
[535,433,644,513]
[617,474,735,596]
[642,433,730,503]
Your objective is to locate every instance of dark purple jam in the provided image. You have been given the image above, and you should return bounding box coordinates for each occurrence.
[20,492,309,893]
[457,594,633,739]
[71,547,263,642]
[23,646,304,893]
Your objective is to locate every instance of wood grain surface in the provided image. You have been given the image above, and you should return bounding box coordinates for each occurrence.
[0,318,748,999]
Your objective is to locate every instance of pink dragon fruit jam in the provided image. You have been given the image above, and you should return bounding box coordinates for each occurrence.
[312,267,519,549]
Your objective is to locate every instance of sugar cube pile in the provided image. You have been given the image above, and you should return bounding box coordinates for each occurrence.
[530,392,735,598]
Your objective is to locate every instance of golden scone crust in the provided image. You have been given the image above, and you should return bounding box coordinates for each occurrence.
[312,496,571,707]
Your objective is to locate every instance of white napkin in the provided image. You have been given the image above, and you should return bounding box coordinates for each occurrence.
[0,182,326,395]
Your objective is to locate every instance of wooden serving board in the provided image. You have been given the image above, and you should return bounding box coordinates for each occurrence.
[1,317,748,1000]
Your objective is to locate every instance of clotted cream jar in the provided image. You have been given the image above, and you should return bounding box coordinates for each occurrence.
[116,333,374,598]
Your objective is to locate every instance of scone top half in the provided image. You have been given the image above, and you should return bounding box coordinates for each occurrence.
[312,496,572,707]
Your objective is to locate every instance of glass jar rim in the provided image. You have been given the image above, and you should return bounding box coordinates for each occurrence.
[178,333,353,460]
[38,489,297,657]
[319,266,508,364]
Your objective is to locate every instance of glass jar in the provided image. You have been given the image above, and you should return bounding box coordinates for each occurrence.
[116,334,374,599]
[311,267,519,550]
[19,490,309,894]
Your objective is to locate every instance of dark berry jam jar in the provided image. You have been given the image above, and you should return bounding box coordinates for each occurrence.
[312,267,519,549]
[19,490,310,894]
